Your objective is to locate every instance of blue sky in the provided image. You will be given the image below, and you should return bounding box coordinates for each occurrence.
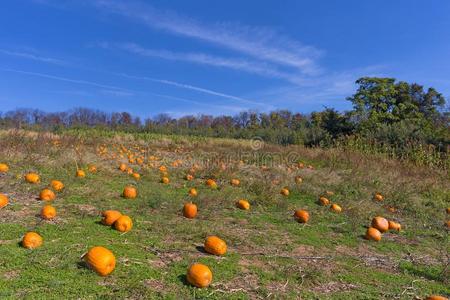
[1,0,449,118]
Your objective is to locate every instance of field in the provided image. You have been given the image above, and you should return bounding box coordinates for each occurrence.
[0,129,448,299]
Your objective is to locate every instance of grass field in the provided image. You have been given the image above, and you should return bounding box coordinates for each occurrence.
[0,129,448,299]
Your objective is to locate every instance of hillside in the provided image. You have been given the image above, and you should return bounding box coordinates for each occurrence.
[0,130,448,299]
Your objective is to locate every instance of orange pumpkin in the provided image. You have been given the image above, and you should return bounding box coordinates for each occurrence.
[204,236,227,256]
[101,210,122,226]
[84,246,116,276]
[373,193,384,202]
[158,165,167,172]
[330,203,342,213]
[365,227,382,241]
[88,165,97,173]
[319,197,330,206]
[280,188,290,196]
[425,296,448,300]
[161,177,170,184]
[122,186,137,199]
[0,193,8,208]
[186,263,212,288]
[22,232,43,249]
[185,174,194,181]
[50,180,64,191]
[446,207,450,214]
[230,178,240,186]
[119,163,127,171]
[132,173,140,180]
[183,202,197,219]
[0,163,9,173]
[188,188,198,197]
[41,205,56,219]
[76,169,86,178]
[294,209,310,223]
[371,216,389,233]
[206,179,217,189]
[295,176,302,184]
[39,189,56,201]
[236,199,250,210]
[25,173,40,183]
[114,215,133,232]
[388,220,401,232]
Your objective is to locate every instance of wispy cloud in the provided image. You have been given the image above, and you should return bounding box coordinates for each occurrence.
[148,93,247,113]
[0,49,67,65]
[1,68,128,91]
[117,72,270,108]
[92,0,322,75]
[101,42,307,85]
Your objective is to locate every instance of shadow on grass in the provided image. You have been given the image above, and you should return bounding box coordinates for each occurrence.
[177,274,189,286]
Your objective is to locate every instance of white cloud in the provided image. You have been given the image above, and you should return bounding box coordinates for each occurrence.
[1,68,128,91]
[117,72,270,108]
[0,49,67,65]
[92,0,321,75]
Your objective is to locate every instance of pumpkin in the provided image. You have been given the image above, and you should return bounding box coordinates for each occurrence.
[22,232,43,249]
[446,220,450,228]
[446,207,450,214]
[425,296,448,300]
[371,216,389,233]
[0,193,8,208]
[294,209,310,223]
[298,162,305,168]
[101,210,122,226]
[76,169,86,178]
[25,173,40,183]
[365,227,382,241]
[122,186,137,199]
[204,236,227,256]
[126,168,133,175]
[84,246,116,276]
[186,263,212,288]
[373,193,384,201]
[88,165,97,173]
[39,189,56,201]
[330,203,342,213]
[319,197,330,206]
[50,180,64,191]
[230,179,240,186]
[0,163,9,173]
[114,215,133,232]
[41,205,56,219]
[295,176,302,184]
[388,220,401,231]
[161,177,170,184]
[185,174,194,181]
[236,199,250,210]
[206,179,217,189]
[132,173,140,180]
[188,188,198,197]
[158,165,167,172]
[280,188,290,196]
[183,202,197,219]
[119,163,127,171]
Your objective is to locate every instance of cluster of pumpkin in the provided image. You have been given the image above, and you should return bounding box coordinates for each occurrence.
[365,216,401,241]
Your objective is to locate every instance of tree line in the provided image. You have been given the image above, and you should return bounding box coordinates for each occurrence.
[1,77,449,153]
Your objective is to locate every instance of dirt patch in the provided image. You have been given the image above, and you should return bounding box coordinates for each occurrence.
[312,281,358,294]
[143,279,166,292]
[3,270,20,280]
[211,273,261,298]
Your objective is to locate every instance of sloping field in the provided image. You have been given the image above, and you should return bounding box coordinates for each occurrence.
[0,130,448,299]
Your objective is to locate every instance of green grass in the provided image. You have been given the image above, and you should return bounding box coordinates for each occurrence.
[0,131,449,299]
